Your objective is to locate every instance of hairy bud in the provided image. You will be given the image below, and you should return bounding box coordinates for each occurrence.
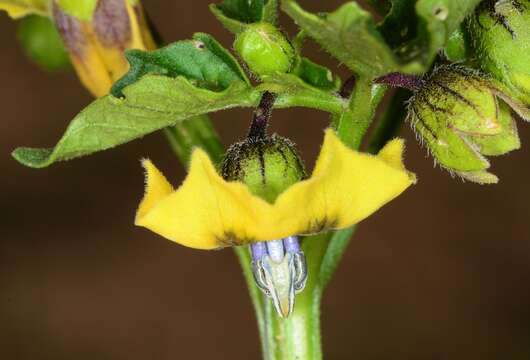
[233,22,295,78]
[408,65,526,184]
[467,0,530,105]
[221,135,306,202]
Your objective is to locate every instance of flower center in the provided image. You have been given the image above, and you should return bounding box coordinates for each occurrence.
[250,236,308,318]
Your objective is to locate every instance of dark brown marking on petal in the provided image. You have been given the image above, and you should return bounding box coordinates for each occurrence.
[52,2,86,58]
[215,231,255,248]
[93,0,131,49]
[303,217,339,235]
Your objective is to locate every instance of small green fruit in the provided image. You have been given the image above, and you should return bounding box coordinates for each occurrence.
[234,22,295,78]
[467,0,530,105]
[17,15,71,71]
[409,65,523,184]
[221,135,306,203]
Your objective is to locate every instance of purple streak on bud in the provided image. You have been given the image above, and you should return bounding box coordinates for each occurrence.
[93,0,131,49]
[374,72,424,92]
[52,2,85,58]
[250,241,267,261]
[283,236,300,253]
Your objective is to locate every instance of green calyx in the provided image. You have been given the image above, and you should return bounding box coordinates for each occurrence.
[467,0,530,105]
[234,22,295,78]
[409,65,522,184]
[221,135,306,203]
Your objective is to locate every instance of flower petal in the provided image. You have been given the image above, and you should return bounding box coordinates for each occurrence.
[135,150,273,250]
[273,129,416,235]
[136,130,416,250]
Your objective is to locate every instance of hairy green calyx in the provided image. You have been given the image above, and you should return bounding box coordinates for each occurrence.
[221,135,306,203]
[409,65,522,184]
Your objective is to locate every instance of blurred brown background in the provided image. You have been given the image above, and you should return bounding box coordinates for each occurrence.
[2,1,530,359]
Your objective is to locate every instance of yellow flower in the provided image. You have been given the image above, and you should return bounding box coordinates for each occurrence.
[0,0,48,19]
[51,0,156,97]
[136,129,416,250]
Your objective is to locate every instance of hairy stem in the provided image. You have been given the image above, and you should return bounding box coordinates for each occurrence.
[248,92,277,140]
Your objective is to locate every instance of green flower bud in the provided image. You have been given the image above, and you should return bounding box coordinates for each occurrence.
[17,15,71,71]
[467,0,530,105]
[409,65,524,184]
[234,22,295,78]
[221,135,306,203]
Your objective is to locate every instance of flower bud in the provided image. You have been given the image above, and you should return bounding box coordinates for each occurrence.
[233,22,295,78]
[221,135,306,202]
[467,0,530,105]
[52,0,156,97]
[409,65,523,184]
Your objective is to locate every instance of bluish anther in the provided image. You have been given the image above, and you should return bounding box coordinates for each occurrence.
[250,236,307,318]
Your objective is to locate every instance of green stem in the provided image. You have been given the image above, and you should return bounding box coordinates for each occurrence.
[367,88,409,154]
[336,77,386,149]
[163,116,270,357]
[263,233,330,360]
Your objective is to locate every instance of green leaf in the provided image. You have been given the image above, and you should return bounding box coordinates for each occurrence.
[13,76,259,168]
[210,0,278,33]
[378,0,482,65]
[112,33,249,97]
[293,57,340,91]
[281,0,405,77]
[258,73,345,114]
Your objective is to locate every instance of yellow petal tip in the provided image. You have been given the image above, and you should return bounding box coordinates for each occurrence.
[136,158,173,225]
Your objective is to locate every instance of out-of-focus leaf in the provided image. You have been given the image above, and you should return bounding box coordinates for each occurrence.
[282,0,482,75]
[112,33,249,97]
[365,0,392,16]
[378,0,482,65]
[13,76,258,168]
[281,0,412,77]
[210,0,278,33]
[415,0,482,63]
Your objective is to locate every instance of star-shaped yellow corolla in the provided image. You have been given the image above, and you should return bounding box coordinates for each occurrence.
[135,129,416,250]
